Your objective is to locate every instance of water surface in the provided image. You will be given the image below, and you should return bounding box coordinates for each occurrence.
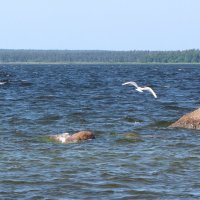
[1,64,200,199]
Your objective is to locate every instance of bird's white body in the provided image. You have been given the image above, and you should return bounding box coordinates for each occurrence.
[122,81,157,98]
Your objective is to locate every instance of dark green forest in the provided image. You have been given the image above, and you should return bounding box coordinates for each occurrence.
[0,49,200,63]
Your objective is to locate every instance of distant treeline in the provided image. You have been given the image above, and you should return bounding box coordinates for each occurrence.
[0,49,200,63]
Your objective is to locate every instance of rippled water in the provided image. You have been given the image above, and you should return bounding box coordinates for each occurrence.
[1,64,200,199]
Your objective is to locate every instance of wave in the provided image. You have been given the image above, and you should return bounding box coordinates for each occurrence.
[20,80,33,87]
[148,120,173,128]
[35,95,56,100]
[124,116,143,123]
[36,115,63,125]
[0,81,7,85]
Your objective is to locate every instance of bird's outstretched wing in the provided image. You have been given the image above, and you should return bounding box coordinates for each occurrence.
[142,87,157,98]
[122,81,139,88]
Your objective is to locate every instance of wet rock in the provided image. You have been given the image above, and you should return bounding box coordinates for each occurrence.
[49,131,95,144]
[169,108,200,130]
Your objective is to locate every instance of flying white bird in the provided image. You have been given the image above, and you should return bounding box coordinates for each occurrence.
[122,81,157,98]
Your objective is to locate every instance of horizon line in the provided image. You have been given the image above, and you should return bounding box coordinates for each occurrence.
[0,48,199,52]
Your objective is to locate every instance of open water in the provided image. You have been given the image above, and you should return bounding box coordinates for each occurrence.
[1,64,200,199]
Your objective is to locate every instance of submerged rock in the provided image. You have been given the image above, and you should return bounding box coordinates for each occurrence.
[49,131,95,144]
[124,132,141,139]
[122,132,143,142]
[169,108,200,130]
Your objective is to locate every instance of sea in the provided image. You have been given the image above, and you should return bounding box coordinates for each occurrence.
[1,64,200,200]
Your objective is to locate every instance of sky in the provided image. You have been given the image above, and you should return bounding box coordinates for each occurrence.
[0,0,199,51]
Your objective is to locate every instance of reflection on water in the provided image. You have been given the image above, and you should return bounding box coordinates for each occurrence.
[1,64,200,199]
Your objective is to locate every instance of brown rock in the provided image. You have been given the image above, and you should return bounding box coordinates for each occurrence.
[49,131,95,143]
[68,131,95,141]
[169,108,200,130]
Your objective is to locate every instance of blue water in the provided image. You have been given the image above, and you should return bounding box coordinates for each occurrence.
[1,64,200,199]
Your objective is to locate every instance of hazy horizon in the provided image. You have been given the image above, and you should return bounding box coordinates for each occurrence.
[0,48,199,51]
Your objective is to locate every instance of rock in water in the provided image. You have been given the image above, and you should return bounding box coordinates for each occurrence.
[169,108,200,130]
[49,131,95,143]
[68,131,95,142]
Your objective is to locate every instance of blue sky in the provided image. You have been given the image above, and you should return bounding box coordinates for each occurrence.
[0,0,199,50]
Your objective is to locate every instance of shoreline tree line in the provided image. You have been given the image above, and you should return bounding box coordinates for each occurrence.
[0,49,200,63]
